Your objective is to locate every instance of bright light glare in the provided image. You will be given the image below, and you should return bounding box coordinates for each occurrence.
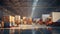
[31,0,38,17]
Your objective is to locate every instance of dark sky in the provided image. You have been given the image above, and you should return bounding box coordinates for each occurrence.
[0,0,60,18]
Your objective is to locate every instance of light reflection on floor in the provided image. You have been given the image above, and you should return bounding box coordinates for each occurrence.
[0,27,60,34]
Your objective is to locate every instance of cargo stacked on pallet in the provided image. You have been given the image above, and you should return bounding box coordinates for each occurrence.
[2,15,10,28]
[9,16,15,27]
[2,15,16,28]
[27,17,32,25]
[23,17,27,24]
[15,15,21,26]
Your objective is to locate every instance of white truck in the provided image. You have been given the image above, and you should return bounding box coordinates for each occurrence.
[51,12,60,22]
[42,14,50,22]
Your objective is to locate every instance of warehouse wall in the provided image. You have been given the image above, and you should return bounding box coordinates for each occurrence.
[0,11,3,19]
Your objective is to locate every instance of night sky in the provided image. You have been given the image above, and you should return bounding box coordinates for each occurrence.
[0,0,60,18]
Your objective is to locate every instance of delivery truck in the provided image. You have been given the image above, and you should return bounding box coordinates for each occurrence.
[50,12,60,26]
